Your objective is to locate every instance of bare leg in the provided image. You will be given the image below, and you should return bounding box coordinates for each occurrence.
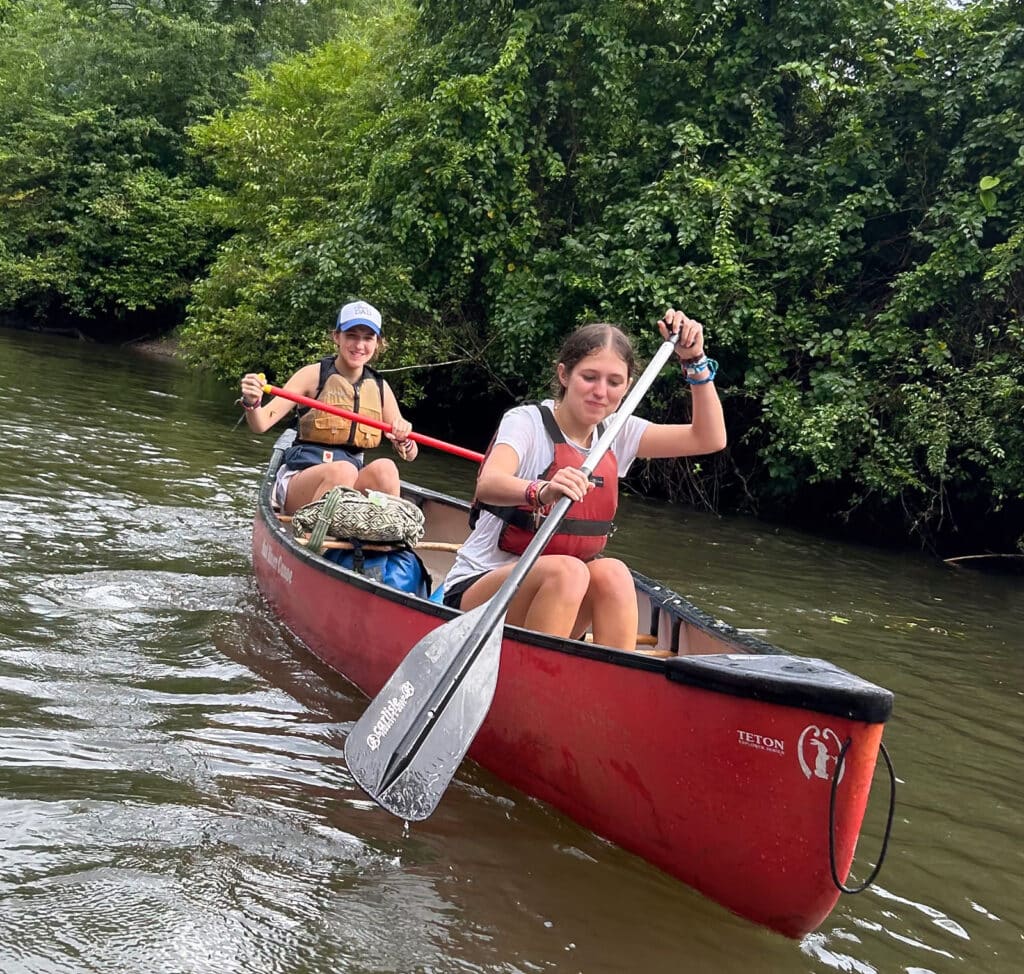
[355,458,401,496]
[571,558,639,650]
[283,461,359,513]
[460,555,591,638]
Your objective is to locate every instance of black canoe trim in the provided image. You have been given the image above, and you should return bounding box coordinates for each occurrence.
[629,570,893,723]
[663,653,893,724]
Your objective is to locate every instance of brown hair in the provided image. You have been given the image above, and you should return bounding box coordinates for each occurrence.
[550,323,636,399]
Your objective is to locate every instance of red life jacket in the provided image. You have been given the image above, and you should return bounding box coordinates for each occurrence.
[470,403,617,561]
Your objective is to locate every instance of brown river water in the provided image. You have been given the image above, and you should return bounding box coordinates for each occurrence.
[0,327,1021,973]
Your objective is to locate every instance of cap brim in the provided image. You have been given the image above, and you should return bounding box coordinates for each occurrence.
[337,318,381,334]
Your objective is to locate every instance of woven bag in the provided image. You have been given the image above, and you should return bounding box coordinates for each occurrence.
[291,486,425,551]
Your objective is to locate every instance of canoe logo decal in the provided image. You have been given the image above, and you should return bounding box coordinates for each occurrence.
[366,681,415,751]
[259,539,294,584]
[736,730,785,754]
[797,725,846,783]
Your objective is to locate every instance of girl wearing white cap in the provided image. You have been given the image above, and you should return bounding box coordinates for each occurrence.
[238,300,418,513]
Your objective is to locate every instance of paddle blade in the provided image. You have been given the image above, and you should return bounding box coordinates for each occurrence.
[344,601,504,821]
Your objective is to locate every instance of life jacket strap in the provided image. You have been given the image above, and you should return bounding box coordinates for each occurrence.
[476,504,612,536]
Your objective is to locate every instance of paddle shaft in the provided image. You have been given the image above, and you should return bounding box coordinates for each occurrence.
[375,332,683,796]
[261,382,485,463]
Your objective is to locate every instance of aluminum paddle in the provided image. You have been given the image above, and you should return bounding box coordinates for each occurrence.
[344,332,682,820]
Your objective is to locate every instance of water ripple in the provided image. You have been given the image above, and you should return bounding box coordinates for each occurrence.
[1,328,1022,974]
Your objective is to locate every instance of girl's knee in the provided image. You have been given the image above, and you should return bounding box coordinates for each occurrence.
[535,555,590,598]
[358,458,400,492]
[587,558,633,596]
[319,463,358,488]
[365,458,399,477]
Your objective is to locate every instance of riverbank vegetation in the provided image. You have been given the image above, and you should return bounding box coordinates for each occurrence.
[1,0,1021,554]
[0,0,353,333]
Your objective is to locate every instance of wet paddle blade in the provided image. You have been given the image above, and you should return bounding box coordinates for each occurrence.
[344,602,504,820]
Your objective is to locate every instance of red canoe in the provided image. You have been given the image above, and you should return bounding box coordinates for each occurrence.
[252,435,894,939]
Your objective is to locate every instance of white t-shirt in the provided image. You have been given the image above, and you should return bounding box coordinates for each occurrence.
[445,399,649,590]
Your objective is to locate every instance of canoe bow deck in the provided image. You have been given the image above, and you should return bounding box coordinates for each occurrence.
[251,436,894,939]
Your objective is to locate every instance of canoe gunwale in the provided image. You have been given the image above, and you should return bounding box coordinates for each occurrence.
[257,430,893,723]
[665,654,893,723]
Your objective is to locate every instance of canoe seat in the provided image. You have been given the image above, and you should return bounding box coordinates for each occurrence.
[296,537,401,553]
[583,632,672,654]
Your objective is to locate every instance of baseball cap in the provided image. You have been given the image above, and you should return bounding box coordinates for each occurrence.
[336,300,382,335]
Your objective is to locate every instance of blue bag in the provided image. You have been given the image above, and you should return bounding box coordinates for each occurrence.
[325,544,431,599]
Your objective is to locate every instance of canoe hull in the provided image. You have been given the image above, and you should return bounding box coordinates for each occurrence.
[252,468,892,939]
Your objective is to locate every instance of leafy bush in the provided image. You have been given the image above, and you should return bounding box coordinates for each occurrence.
[0,0,354,330]
[184,0,1023,548]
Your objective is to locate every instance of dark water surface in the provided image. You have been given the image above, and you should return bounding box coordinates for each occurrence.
[0,327,1020,974]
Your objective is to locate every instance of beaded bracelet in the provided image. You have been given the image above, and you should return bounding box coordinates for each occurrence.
[684,357,719,385]
[525,479,542,509]
[236,396,261,411]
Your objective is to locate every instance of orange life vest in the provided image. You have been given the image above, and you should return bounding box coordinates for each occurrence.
[296,358,384,450]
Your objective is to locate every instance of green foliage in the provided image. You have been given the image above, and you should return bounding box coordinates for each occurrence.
[182,2,428,382]
[0,0,355,329]
[736,0,1024,544]
[184,0,1023,546]
[8,0,1021,547]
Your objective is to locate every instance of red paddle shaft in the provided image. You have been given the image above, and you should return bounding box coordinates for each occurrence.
[261,383,484,463]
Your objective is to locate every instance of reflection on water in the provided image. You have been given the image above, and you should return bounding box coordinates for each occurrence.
[0,327,1021,973]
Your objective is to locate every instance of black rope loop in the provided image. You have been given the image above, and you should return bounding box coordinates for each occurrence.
[829,737,896,894]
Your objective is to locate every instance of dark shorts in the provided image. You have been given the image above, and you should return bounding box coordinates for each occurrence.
[274,447,365,510]
[283,442,365,472]
[442,572,488,610]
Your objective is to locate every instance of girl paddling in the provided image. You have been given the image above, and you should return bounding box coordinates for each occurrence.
[442,308,725,651]
[238,300,417,514]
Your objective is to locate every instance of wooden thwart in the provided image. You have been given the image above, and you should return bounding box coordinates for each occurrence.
[584,631,669,654]
[294,536,462,553]
[585,631,657,646]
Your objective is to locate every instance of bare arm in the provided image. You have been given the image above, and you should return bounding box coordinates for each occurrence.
[238,364,319,434]
[637,309,727,459]
[637,382,726,458]
[475,444,528,505]
[476,444,592,507]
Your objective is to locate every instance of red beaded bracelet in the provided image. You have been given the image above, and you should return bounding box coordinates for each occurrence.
[525,479,542,509]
